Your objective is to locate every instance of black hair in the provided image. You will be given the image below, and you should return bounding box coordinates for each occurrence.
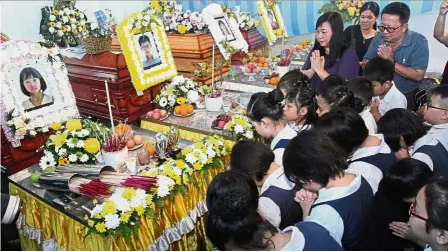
[425,179,448,231]
[247,89,284,122]
[206,171,278,250]
[138,34,150,47]
[315,108,368,156]
[283,130,347,187]
[230,140,275,183]
[347,77,374,108]
[380,158,434,200]
[360,2,380,30]
[381,2,410,25]
[19,67,47,97]
[285,85,318,127]
[312,12,348,68]
[363,57,395,85]
[431,85,448,109]
[277,69,311,94]
[377,108,430,152]
[320,75,364,113]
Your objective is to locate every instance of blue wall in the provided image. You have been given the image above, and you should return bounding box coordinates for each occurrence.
[178,0,442,36]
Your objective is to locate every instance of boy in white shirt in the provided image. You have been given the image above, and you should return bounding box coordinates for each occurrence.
[348,77,377,134]
[363,57,407,121]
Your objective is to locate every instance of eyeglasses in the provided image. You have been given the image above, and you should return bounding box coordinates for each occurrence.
[378,25,403,33]
[425,102,448,111]
[409,202,429,222]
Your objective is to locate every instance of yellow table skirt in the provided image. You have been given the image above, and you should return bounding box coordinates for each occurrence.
[9,168,221,251]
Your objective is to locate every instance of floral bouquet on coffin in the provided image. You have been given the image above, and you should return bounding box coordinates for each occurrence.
[4,109,50,139]
[318,0,365,25]
[39,118,109,172]
[224,114,255,141]
[40,5,91,47]
[152,76,201,114]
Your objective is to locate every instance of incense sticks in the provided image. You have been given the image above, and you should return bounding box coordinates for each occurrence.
[69,177,112,198]
[99,171,157,190]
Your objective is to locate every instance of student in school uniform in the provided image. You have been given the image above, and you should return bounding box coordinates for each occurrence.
[315,108,396,193]
[283,130,377,250]
[247,89,297,166]
[206,170,343,251]
[230,140,302,230]
[347,77,378,134]
[283,84,318,132]
[414,85,448,178]
[363,57,407,121]
[374,158,433,251]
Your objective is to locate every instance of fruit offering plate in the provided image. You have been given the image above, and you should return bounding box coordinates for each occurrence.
[127,135,148,151]
[146,109,169,121]
[128,142,144,151]
[173,111,195,118]
[211,114,231,130]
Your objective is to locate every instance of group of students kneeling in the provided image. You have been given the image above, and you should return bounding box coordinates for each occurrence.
[204,57,448,251]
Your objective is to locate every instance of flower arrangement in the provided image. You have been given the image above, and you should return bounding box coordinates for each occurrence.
[236,12,260,31]
[145,0,179,15]
[152,76,201,113]
[40,5,91,47]
[161,10,208,34]
[318,0,365,25]
[224,114,254,141]
[130,12,163,33]
[85,135,230,239]
[264,0,279,9]
[219,40,239,55]
[4,109,49,138]
[39,118,109,172]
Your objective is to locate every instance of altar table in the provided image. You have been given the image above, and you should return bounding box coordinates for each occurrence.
[8,128,221,251]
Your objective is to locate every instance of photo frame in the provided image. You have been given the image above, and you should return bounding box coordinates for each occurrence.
[256,0,288,45]
[0,40,79,147]
[117,13,177,91]
[202,3,248,60]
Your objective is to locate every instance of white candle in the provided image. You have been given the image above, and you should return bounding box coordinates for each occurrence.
[104,79,115,134]
[212,44,215,91]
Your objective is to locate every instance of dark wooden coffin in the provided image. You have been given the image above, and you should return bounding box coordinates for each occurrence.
[64,52,163,123]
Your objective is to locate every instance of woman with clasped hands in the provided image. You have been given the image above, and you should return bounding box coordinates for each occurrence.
[301,12,359,93]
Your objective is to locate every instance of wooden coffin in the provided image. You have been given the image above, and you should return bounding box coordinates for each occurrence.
[1,129,53,175]
[231,28,268,65]
[64,52,161,123]
[167,33,229,85]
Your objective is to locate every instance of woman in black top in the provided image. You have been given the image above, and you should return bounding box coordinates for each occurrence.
[344,2,379,74]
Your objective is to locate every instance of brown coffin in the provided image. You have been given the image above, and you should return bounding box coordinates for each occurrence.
[231,28,268,65]
[64,52,161,123]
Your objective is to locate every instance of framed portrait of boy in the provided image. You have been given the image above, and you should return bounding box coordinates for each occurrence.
[117,13,177,92]
[0,40,79,147]
[202,3,248,60]
[256,0,288,45]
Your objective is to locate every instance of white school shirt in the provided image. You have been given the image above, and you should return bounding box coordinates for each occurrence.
[304,172,362,246]
[258,167,295,228]
[346,134,392,194]
[373,82,407,116]
[289,121,312,132]
[360,108,377,135]
[270,125,297,166]
[280,226,306,251]
[410,123,448,171]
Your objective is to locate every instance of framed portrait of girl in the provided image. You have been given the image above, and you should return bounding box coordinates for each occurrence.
[257,0,288,45]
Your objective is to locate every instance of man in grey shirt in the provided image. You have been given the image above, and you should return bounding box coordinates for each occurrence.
[363,2,429,111]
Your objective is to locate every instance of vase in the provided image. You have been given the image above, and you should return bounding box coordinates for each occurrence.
[205,96,223,112]
[102,147,128,168]
[276,65,290,77]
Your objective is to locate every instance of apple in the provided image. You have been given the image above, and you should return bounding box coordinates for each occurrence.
[218,121,226,129]
[134,135,143,145]
[244,66,251,73]
[160,110,168,118]
[127,139,136,148]
[147,111,154,118]
[152,113,161,120]
[128,134,134,140]
[154,109,161,113]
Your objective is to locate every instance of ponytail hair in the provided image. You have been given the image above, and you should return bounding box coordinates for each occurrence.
[320,74,363,113]
[285,85,318,127]
[247,89,284,122]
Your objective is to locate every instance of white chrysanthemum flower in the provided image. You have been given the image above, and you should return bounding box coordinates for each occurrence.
[104,214,120,229]
[234,124,244,134]
[157,175,175,197]
[185,153,197,165]
[80,20,86,26]
[199,153,208,164]
[90,204,103,218]
[144,14,150,21]
[137,13,143,20]
[187,90,199,103]
[79,13,84,19]
[159,97,168,107]
[58,148,67,157]
[112,197,131,213]
[56,22,62,28]
[68,153,77,162]
[57,30,64,37]
[76,140,85,148]
[39,155,56,171]
[245,130,254,139]
[62,16,69,23]
[80,154,89,163]
[29,130,37,136]
[49,15,56,21]
[66,139,76,148]
[206,147,216,158]
[70,18,76,24]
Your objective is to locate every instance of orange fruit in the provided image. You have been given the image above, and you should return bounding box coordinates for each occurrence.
[263,62,268,67]
[259,57,266,64]
[270,77,280,85]
[145,143,156,156]
[114,127,123,136]
[174,106,181,115]
[180,107,188,116]
[258,63,263,67]
[186,104,194,113]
